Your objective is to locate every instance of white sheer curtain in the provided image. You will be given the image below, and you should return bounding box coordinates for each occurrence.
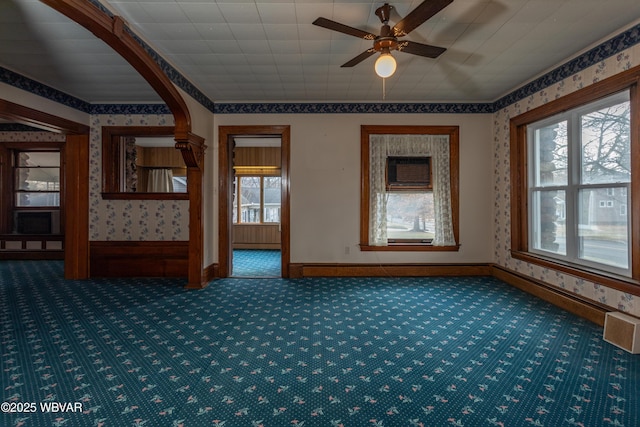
[147,168,174,192]
[369,134,456,246]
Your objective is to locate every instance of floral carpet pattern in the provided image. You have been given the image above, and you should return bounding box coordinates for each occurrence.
[1,260,638,427]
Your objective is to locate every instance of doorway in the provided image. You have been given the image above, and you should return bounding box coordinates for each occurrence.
[218,126,290,278]
[0,99,90,278]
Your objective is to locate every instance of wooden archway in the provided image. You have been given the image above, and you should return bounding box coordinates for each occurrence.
[39,0,207,287]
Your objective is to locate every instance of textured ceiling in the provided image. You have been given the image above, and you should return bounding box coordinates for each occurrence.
[1,0,640,104]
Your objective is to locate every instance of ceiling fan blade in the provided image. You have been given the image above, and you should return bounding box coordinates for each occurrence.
[398,40,446,58]
[393,0,454,36]
[341,50,377,67]
[313,17,376,40]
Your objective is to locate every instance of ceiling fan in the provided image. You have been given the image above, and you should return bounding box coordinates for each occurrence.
[313,0,453,77]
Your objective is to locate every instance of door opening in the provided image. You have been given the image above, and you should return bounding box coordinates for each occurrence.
[218,126,290,278]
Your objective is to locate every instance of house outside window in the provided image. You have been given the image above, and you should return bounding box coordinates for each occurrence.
[233,176,281,224]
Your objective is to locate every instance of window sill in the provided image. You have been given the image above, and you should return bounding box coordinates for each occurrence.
[510,250,640,295]
[360,244,460,252]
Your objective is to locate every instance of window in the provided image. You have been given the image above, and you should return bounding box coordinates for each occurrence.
[14,151,60,207]
[360,125,459,251]
[510,70,640,291]
[528,91,630,274]
[233,176,281,224]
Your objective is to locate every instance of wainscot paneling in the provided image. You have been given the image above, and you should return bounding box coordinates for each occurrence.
[90,241,188,277]
[233,224,281,250]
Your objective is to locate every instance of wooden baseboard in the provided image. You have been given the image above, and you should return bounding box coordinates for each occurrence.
[200,263,218,285]
[491,265,609,326]
[90,241,188,278]
[289,263,492,278]
[191,258,608,326]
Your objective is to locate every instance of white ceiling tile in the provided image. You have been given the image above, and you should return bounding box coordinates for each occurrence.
[2,0,639,102]
[179,3,226,24]
[263,24,299,41]
[268,40,301,55]
[217,3,261,24]
[139,3,191,24]
[194,23,234,40]
[228,23,266,40]
[256,3,297,24]
[237,39,271,55]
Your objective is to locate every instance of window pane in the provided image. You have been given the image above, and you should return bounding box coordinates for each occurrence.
[581,99,630,184]
[17,152,60,167]
[386,192,434,241]
[533,121,568,186]
[578,187,629,269]
[531,190,566,255]
[15,168,60,191]
[263,177,281,223]
[240,176,261,223]
[172,176,187,193]
[16,192,60,207]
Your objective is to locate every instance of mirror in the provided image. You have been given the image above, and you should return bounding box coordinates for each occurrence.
[102,126,188,200]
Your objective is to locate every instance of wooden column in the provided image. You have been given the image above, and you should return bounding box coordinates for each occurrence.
[64,134,89,279]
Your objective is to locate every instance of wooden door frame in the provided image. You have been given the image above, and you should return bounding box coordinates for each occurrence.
[218,125,290,278]
[0,99,90,278]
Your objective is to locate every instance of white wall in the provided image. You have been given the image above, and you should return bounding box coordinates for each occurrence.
[213,113,494,264]
[0,83,89,125]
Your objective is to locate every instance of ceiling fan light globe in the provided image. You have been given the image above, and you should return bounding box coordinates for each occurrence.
[374,53,396,78]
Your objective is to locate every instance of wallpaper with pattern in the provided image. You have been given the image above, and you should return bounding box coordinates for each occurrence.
[492,45,640,317]
[0,131,65,142]
[88,114,189,241]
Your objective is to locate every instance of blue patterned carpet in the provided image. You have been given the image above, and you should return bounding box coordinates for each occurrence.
[233,250,281,277]
[1,260,639,427]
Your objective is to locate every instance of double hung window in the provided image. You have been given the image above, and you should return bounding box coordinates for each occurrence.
[528,91,630,275]
[510,69,639,291]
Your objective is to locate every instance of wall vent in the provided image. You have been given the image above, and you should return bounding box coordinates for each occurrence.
[603,312,640,354]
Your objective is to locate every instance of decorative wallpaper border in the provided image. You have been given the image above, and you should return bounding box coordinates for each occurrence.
[212,102,494,114]
[1,4,639,116]
[494,23,640,110]
[0,66,90,113]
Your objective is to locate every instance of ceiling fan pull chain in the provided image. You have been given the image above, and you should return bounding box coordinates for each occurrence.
[382,77,387,100]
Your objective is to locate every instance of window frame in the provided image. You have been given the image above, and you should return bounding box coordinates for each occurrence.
[510,66,640,293]
[360,125,460,252]
[233,175,281,225]
[527,91,631,276]
[13,149,61,208]
[0,142,65,235]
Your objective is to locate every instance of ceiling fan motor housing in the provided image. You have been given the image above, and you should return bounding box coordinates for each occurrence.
[313,0,452,67]
[374,31,398,53]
